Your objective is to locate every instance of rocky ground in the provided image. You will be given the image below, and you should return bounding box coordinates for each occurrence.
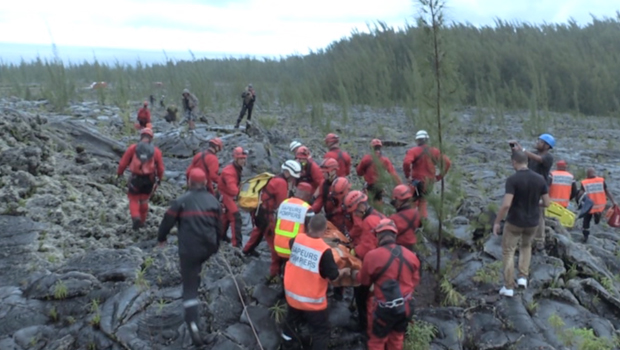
[1,97,620,350]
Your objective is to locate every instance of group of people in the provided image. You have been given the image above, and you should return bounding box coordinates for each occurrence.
[493,134,616,297]
[136,84,256,132]
[116,123,452,348]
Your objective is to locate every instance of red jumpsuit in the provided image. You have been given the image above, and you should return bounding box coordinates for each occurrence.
[218,163,243,247]
[186,150,220,195]
[297,160,324,194]
[356,152,402,187]
[137,107,151,127]
[311,179,333,214]
[117,143,164,225]
[389,205,420,251]
[324,147,352,177]
[350,208,386,260]
[357,243,420,350]
[402,145,451,218]
[242,174,289,276]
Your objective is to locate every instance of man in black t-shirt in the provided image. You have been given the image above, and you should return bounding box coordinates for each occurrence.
[493,151,550,297]
[509,133,554,250]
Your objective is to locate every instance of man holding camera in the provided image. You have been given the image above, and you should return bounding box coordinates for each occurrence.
[508,134,554,250]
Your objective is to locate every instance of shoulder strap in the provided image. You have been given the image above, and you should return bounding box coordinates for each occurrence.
[373,245,415,283]
[200,151,211,176]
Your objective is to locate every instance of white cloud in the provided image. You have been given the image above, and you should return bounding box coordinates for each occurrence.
[0,0,618,57]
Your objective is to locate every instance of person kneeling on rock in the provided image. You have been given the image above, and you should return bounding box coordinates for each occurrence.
[157,168,222,346]
[117,128,164,230]
[281,214,350,350]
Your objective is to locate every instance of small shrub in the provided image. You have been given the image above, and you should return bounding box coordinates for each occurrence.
[53,280,68,300]
[404,320,437,350]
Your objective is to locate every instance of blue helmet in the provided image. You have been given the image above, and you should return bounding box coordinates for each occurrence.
[539,133,555,148]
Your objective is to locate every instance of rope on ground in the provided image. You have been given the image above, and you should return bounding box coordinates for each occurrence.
[217,255,264,350]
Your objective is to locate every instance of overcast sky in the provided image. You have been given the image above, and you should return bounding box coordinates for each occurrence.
[0,0,618,58]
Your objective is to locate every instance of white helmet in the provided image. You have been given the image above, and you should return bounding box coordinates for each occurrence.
[282,160,302,178]
[289,141,303,152]
[415,130,429,140]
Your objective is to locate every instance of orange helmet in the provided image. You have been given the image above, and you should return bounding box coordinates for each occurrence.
[233,147,248,159]
[295,146,311,160]
[330,177,351,200]
[140,128,154,139]
[374,219,398,235]
[209,138,223,152]
[344,190,368,213]
[325,133,339,146]
[320,158,339,172]
[392,184,413,201]
[370,139,382,147]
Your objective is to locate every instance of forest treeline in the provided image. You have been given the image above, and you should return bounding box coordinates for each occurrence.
[1,14,620,116]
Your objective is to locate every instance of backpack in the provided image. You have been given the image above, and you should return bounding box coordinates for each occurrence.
[238,172,275,211]
[129,142,156,176]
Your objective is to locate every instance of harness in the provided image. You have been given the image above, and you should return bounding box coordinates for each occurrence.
[395,208,418,238]
[372,245,414,308]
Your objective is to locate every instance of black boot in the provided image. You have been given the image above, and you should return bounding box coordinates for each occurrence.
[583,230,589,242]
[187,321,204,346]
[234,119,241,129]
[132,218,142,231]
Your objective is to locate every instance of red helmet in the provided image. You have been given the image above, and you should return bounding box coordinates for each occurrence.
[325,133,339,146]
[320,158,339,172]
[330,177,351,200]
[344,190,368,213]
[557,160,567,169]
[370,139,382,147]
[296,146,311,160]
[392,184,413,201]
[140,128,154,139]
[209,138,223,152]
[233,147,248,159]
[374,219,398,235]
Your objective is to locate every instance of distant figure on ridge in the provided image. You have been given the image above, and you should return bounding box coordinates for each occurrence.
[182,89,199,131]
[235,84,256,129]
[136,101,152,130]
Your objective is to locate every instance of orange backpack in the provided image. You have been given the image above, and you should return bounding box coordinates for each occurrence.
[129,142,156,176]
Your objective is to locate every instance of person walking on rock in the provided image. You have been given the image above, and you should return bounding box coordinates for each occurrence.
[577,168,617,242]
[357,139,401,209]
[493,151,550,297]
[274,182,315,260]
[218,147,248,248]
[549,160,578,208]
[136,101,152,129]
[186,138,223,195]
[242,160,301,263]
[389,185,421,252]
[235,84,256,129]
[165,105,178,125]
[296,146,324,195]
[157,168,222,346]
[117,128,164,230]
[181,88,199,131]
[311,158,339,214]
[324,133,351,177]
[403,130,451,219]
[509,133,554,250]
[353,219,420,350]
[281,214,349,350]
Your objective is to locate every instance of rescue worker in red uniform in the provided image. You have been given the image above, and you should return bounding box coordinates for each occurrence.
[218,147,248,248]
[344,190,387,336]
[389,185,421,252]
[117,128,165,230]
[353,219,421,350]
[322,177,353,234]
[281,214,347,350]
[548,160,578,208]
[311,158,339,214]
[136,101,151,129]
[186,138,223,195]
[577,168,617,242]
[402,130,451,219]
[357,139,401,208]
[242,160,302,274]
[324,133,351,177]
[295,146,324,195]
[157,168,222,347]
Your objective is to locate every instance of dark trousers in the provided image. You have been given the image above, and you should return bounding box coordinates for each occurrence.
[355,285,370,335]
[282,305,330,350]
[222,211,243,248]
[179,254,205,325]
[236,103,254,124]
[582,212,602,238]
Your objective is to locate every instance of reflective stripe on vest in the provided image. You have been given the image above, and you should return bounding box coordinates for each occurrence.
[549,170,573,208]
[283,233,330,311]
[274,198,311,258]
[582,177,607,213]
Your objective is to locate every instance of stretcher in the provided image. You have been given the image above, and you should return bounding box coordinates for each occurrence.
[323,221,361,287]
[545,201,576,228]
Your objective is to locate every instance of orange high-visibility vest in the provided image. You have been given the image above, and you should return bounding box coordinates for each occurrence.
[283,233,330,311]
[549,170,574,208]
[274,198,311,258]
[582,177,607,213]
